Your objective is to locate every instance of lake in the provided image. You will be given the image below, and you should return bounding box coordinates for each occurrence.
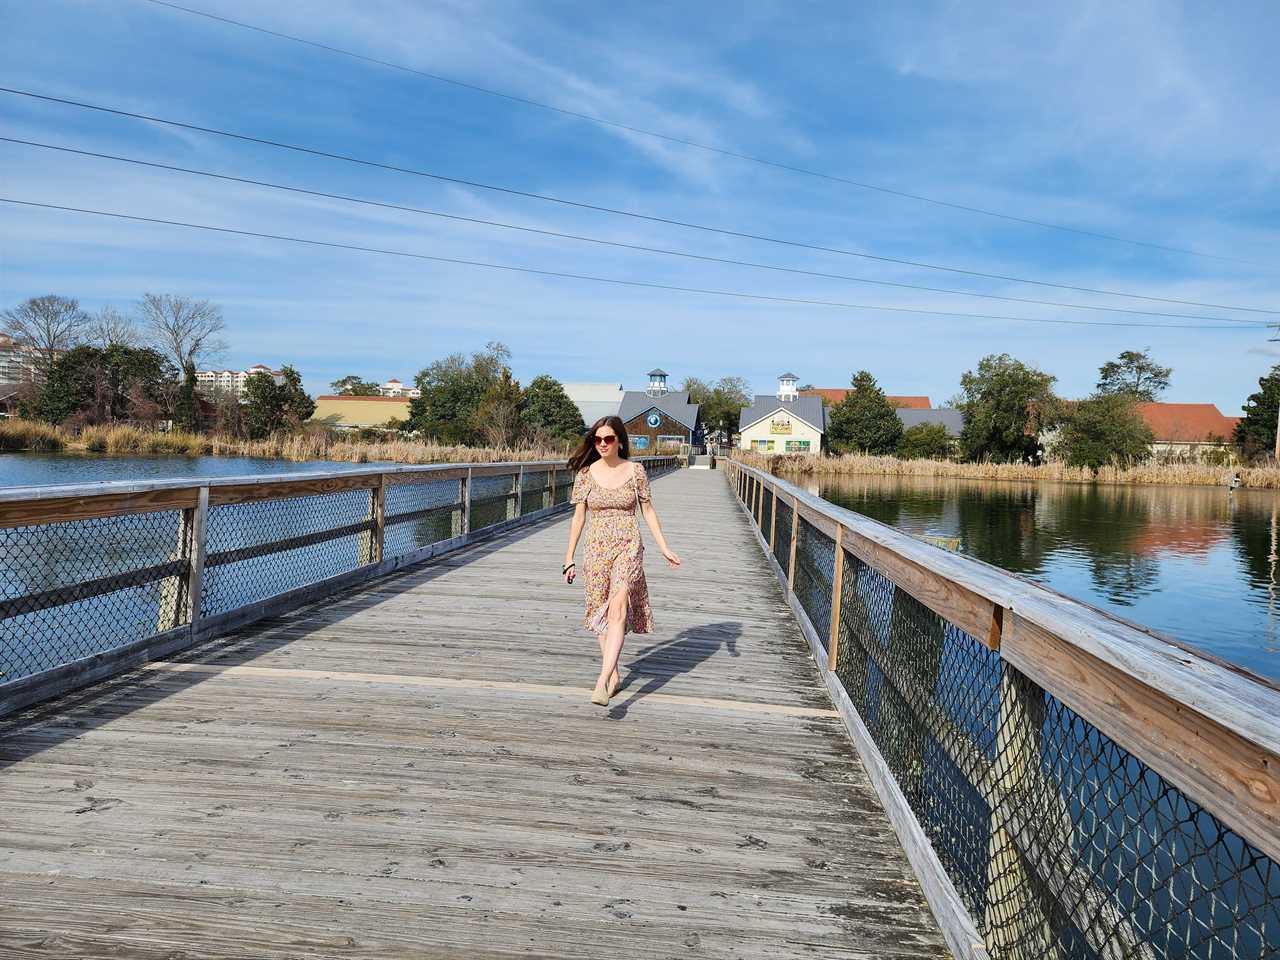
[0,452,384,488]
[804,472,1280,683]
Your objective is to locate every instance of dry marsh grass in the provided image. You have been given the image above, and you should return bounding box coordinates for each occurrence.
[0,419,65,452]
[734,451,1280,490]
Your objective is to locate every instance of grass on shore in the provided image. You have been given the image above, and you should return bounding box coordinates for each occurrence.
[734,451,1280,490]
[0,419,569,465]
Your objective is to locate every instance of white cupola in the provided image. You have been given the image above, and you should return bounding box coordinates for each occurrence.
[646,368,669,397]
[777,372,799,402]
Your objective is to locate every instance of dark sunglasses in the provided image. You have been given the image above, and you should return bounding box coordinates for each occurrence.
[593,434,618,446]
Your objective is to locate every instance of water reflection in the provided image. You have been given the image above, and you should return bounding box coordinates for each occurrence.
[807,473,1280,680]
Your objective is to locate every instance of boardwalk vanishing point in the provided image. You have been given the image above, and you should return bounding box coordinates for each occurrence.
[0,467,947,958]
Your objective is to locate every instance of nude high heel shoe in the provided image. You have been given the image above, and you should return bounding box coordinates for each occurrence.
[591,680,610,706]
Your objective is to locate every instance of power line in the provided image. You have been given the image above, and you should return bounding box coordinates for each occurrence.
[2,197,1266,332]
[4,86,1277,318]
[137,0,1263,268]
[4,135,1266,328]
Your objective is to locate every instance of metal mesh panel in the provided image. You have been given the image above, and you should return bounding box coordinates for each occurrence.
[201,489,370,618]
[552,468,574,506]
[793,518,834,647]
[771,497,793,576]
[0,511,187,681]
[469,472,517,531]
[385,475,462,557]
[520,468,551,516]
[832,545,1280,960]
[762,487,774,542]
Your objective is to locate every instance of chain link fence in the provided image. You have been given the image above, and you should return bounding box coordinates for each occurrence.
[1,458,677,712]
[731,463,1279,960]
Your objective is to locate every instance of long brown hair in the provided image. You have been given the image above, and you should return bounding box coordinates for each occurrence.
[568,416,630,472]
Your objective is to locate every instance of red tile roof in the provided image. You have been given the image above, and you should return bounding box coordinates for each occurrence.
[1135,402,1239,443]
[802,389,931,409]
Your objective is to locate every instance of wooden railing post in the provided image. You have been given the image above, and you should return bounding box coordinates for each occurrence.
[156,485,208,633]
[828,525,844,663]
[187,486,208,632]
[461,468,472,536]
[983,664,1055,957]
[370,475,386,564]
[788,496,799,590]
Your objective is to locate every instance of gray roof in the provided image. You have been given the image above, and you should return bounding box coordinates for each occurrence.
[779,372,798,379]
[739,396,826,433]
[618,390,699,431]
[897,408,965,437]
[575,399,622,427]
[647,368,668,377]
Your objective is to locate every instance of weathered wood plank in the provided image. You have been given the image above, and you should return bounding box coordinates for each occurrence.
[0,486,198,528]
[207,472,383,506]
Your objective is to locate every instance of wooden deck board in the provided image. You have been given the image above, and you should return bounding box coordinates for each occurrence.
[0,469,949,958]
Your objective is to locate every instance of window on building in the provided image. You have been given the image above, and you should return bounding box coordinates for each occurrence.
[784,440,811,452]
[751,439,775,452]
[656,435,684,448]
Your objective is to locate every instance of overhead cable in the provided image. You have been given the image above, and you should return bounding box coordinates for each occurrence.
[136,0,1263,267]
[3,87,1275,317]
[2,197,1267,332]
[2,135,1262,327]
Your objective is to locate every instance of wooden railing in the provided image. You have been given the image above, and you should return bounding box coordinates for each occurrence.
[0,457,679,718]
[725,459,1279,960]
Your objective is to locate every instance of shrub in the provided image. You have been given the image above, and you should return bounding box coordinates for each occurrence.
[897,423,953,460]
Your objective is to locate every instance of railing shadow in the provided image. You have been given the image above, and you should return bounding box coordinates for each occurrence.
[607,620,742,719]
[0,511,574,766]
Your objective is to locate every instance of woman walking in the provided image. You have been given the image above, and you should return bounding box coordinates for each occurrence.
[563,416,681,705]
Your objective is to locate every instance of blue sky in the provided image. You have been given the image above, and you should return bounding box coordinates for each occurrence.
[2,0,1279,409]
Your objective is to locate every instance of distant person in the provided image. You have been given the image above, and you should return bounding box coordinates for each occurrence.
[562,416,681,705]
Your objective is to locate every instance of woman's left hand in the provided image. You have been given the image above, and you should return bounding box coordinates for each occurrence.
[663,549,682,568]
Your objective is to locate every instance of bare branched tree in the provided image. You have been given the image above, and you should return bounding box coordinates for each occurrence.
[87,306,142,349]
[1,294,90,379]
[137,293,227,372]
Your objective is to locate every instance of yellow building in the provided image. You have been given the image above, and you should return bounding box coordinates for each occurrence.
[311,395,411,430]
[737,374,826,455]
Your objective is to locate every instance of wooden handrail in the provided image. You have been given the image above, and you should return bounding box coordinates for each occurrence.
[726,460,1280,867]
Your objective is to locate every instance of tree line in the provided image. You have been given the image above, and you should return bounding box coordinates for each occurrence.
[824,349,1182,468]
[3,294,313,439]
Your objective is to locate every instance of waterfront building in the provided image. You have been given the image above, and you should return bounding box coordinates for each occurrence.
[561,381,625,428]
[738,373,826,455]
[310,395,412,430]
[195,364,284,397]
[0,333,57,383]
[897,408,965,437]
[1136,402,1240,460]
[378,378,421,399]
[618,369,700,452]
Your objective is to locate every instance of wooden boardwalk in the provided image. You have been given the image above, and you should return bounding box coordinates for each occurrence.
[0,468,947,959]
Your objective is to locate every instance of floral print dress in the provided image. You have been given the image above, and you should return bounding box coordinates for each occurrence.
[571,461,654,636]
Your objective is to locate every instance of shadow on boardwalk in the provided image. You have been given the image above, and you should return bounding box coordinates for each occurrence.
[608,621,742,719]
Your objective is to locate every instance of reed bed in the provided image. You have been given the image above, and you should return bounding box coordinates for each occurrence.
[203,432,569,465]
[735,451,1280,490]
[0,419,65,453]
[78,424,207,456]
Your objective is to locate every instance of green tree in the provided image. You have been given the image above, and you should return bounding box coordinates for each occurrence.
[1051,394,1153,469]
[278,366,315,426]
[242,371,284,439]
[956,354,1057,463]
[683,375,751,444]
[35,345,174,425]
[827,370,903,454]
[897,423,953,460]
[1234,365,1280,460]
[330,374,381,396]
[409,342,512,444]
[472,368,524,447]
[520,375,583,445]
[174,364,200,433]
[1096,348,1171,402]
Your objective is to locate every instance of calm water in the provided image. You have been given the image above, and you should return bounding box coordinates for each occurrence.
[0,452,385,488]
[806,473,1280,682]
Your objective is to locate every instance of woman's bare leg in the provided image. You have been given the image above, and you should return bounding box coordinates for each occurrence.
[596,591,628,693]
[594,631,620,692]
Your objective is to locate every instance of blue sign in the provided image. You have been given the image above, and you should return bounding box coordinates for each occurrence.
[645,411,662,428]
[632,436,650,450]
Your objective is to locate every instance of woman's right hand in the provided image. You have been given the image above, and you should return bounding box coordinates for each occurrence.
[562,561,576,585]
